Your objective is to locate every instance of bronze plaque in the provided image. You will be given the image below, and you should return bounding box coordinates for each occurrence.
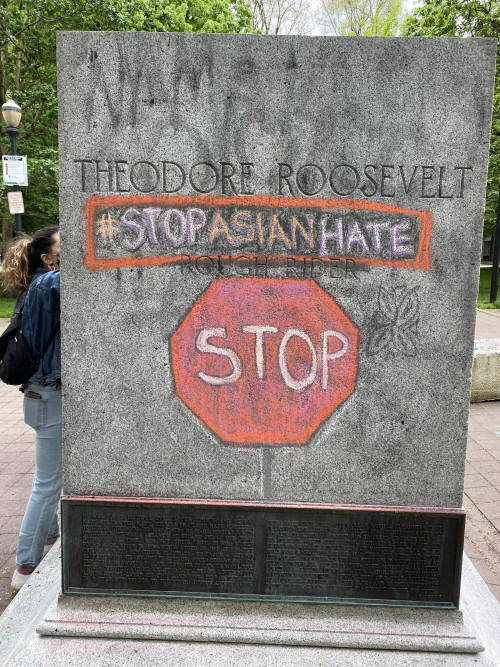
[62,497,464,608]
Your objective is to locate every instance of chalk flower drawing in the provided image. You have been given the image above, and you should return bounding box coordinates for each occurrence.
[367,286,419,356]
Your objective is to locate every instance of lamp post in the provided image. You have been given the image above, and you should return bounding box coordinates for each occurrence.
[1,99,23,236]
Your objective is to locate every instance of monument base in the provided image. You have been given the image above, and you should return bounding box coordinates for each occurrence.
[38,593,481,653]
[2,545,500,666]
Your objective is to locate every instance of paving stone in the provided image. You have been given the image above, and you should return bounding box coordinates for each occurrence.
[466,450,496,463]
[468,558,499,586]
[0,532,18,556]
[473,458,500,473]
[488,583,500,603]
[0,474,24,494]
[464,474,489,489]
[475,501,500,521]
[1,461,36,475]
[465,486,500,504]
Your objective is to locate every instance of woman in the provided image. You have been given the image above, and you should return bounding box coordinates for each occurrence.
[1,226,61,590]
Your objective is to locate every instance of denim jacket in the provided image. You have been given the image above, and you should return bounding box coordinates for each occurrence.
[22,268,61,385]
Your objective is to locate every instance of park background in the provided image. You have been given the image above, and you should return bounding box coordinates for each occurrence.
[1,0,500,311]
[1,0,500,631]
[1,0,500,309]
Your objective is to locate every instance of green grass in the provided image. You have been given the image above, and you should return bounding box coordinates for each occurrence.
[478,266,500,309]
[0,298,16,319]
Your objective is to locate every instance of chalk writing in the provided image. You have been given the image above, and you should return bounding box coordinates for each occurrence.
[85,194,432,272]
[113,207,415,256]
[195,326,349,391]
[95,212,120,241]
[171,279,358,445]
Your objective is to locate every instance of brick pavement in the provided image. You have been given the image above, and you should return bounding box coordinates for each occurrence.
[0,376,34,614]
[464,398,500,602]
[0,313,499,615]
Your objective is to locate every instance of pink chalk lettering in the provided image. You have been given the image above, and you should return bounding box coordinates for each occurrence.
[322,331,349,389]
[196,328,242,386]
[365,222,389,253]
[187,208,206,245]
[320,217,343,254]
[391,223,413,257]
[120,208,145,250]
[278,329,317,391]
[345,222,369,254]
[161,209,186,246]
[242,325,278,379]
[143,208,160,245]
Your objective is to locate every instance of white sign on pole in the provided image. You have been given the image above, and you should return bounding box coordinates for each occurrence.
[2,155,28,186]
[7,191,24,214]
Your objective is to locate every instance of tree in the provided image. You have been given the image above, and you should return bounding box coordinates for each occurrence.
[321,0,404,36]
[0,0,253,249]
[251,0,311,34]
[402,0,500,238]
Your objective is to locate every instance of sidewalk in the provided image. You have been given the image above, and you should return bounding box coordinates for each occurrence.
[0,376,34,614]
[0,311,499,615]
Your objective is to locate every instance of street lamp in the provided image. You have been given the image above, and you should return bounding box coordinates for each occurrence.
[1,99,23,236]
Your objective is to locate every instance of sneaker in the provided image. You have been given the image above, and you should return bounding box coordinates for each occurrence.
[11,567,35,590]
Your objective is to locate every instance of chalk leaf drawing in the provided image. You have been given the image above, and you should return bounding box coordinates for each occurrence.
[367,286,419,356]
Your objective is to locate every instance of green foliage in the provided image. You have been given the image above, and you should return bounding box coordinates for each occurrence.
[0,0,253,241]
[322,0,404,37]
[477,266,500,308]
[0,297,16,318]
[402,0,500,237]
[363,0,403,36]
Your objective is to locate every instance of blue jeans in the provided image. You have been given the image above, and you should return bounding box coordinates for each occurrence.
[16,382,62,569]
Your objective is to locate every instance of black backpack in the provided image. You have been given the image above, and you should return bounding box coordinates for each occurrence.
[0,293,60,386]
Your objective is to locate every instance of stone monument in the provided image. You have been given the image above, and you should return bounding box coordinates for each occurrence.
[38,33,496,654]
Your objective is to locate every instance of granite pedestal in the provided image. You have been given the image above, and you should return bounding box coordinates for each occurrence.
[43,32,499,655]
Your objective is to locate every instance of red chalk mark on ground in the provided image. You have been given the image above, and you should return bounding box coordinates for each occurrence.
[84,193,432,272]
[170,278,359,446]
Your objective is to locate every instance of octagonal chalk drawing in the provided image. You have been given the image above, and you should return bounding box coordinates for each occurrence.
[171,278,359,446]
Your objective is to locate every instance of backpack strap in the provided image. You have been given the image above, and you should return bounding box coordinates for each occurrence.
[8,292,26,328]
[13,291,26,315]
[1,292,26,338]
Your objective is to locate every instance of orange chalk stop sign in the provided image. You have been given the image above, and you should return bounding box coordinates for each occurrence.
[171,278,358,446]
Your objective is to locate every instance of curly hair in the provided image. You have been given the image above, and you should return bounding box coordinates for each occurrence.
[1,226,59,296]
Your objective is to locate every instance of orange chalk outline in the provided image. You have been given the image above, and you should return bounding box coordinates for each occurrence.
[84,193,433,272]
